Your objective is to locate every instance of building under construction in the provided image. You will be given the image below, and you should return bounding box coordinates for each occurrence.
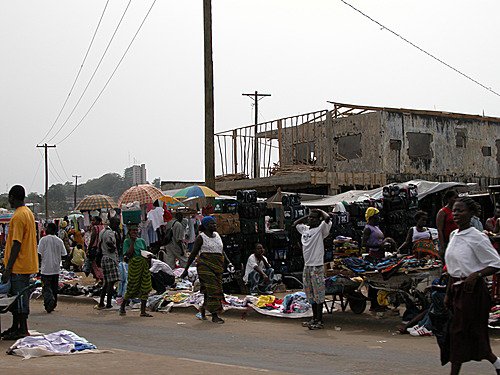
[214,102,500,195]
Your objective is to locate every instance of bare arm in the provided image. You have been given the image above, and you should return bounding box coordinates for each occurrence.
[184,235,203,271]
[397,228,414,253]
[436,210,446,252]
[293,216,308,227]
[361,227,371,249]
[317,209,331,223]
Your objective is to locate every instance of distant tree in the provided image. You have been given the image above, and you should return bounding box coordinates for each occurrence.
[0,194,8,209]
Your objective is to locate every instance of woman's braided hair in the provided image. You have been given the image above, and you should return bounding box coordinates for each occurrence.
[455,196,479,216]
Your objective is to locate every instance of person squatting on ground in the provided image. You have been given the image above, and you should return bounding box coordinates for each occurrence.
[1,185,39,340]
[119,224,153,317]
[38,222,67,313]
[444,197,500,375]
[181,216,227,324]
[293,209,332,330]
[95,217,121,310]
[243,243,274,295]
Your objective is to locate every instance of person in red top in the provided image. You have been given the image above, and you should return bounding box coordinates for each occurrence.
[436,190,458,258]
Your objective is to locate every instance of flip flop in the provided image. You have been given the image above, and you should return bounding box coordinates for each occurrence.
[196,312,207,320]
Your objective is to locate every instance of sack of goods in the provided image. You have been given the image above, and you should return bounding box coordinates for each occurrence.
[212,213,240,235]
[281,194,301,207]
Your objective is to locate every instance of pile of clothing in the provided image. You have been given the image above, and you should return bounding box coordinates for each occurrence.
[281,292,310,314]
[489,305,500,328]
[59,270,80,282]
[7,330,97,359]
[324,275,361,295]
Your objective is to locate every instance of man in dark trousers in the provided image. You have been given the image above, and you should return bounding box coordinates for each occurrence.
[38,222,67,313]
[1,185,39,340]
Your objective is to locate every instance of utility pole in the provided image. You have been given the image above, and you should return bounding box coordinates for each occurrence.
[36,143,56,220]
[72,175,81,210]
[242,91,271,178]
[203,0,215,190]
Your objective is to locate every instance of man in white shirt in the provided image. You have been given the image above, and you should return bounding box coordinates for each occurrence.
[148,256,175,294]
[147,200,165,251]
[244,243,274,295]
[38,222,67,313]
[294,209,332,330]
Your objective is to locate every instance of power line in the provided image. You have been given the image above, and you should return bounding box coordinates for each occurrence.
[39,0,110,144]
[48,157,64,183]
[28,152,44,193]
[55,148,70,181]
[47,0,133,143]
[339,0,500,98]
[56,0,157,145]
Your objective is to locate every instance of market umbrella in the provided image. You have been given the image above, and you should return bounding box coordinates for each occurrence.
[75,195,117,211]
[158,195,185,208]
[118,184,165,206]
[173,185,219,199]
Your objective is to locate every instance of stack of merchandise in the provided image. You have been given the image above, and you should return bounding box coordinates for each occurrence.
[489,305,500,328]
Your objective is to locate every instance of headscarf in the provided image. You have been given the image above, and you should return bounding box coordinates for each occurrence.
[201,216,216,227]
[365,207,380,222]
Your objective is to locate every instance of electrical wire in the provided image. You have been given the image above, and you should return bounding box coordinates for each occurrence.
[56,0,157,145]
[55,148,70,181]
[47,0,133,143]
[339,0,500,98]
[48,157,65,183]
[39,0,110,145]
[28,152,44,193]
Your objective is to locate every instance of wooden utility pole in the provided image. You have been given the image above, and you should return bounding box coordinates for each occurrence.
[203,0,215,190]
[73,174,81,210]
[242,91,271,178]
[36,143,56,220]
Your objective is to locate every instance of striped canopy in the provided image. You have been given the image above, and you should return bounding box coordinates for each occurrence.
[75,195,117,211]
[118,184,164,206]
[173,185,219,199]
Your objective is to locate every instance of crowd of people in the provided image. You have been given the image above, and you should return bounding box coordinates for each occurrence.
[3,183,500,374]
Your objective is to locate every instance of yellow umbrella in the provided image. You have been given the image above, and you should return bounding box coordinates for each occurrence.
[158,195,184,208]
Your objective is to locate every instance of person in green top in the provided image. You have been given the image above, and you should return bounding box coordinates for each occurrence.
[119,224,153,317]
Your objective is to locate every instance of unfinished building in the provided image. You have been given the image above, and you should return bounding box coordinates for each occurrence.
[214,102,500,195]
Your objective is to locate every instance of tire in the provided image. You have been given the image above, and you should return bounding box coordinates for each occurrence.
[348,292,367,314]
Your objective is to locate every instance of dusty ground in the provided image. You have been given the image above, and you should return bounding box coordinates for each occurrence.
[1,295,500,375]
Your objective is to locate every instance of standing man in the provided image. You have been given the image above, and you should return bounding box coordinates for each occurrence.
[165,212,188,269]
[58,221,71,269]
[1,185,38,340]
[436,190,458,258]
[293,209,332,330]
[96,217,121,309]
[38,222,67,313]
[147,200,164,251]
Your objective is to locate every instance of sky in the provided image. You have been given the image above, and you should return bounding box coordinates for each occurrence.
[1,1,499,195]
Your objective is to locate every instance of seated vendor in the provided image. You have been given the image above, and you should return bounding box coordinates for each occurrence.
[243,243,274,295]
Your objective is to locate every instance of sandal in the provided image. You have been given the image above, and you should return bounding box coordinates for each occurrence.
[94,304,105,310]
[140,312,153,318]
[196,312,207,320]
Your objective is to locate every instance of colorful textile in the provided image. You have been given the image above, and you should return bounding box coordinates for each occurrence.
[101,256,120,283]
[124,256,152,300]
[197,252,224,314]
[412,238,439,258]
[255,295,276,308]
[302,265,325,304]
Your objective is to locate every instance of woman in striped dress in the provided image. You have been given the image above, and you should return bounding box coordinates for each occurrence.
[181,216,226,324]
[119,224,153,317]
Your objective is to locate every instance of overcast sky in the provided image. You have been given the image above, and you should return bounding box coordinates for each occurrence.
[1,1,499,195]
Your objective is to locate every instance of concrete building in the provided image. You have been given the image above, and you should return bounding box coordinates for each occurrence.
[124,164,147,186]
[214,102,500,195]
